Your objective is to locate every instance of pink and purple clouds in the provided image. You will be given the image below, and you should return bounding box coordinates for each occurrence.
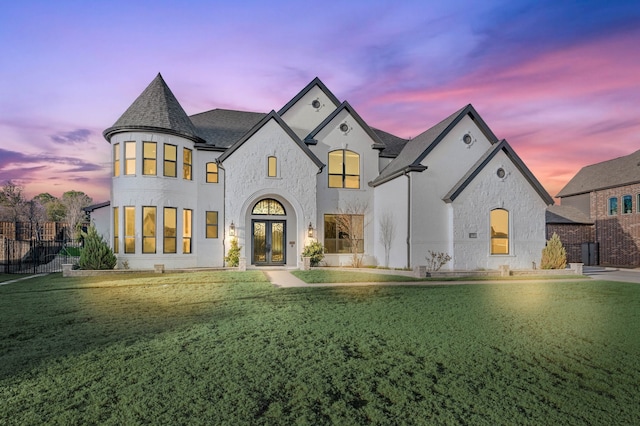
[1,0,638,201]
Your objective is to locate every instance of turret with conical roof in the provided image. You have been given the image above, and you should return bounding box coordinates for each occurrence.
[103,73,204,143]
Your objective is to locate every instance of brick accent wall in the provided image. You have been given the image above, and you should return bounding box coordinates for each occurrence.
[546,223,594,263]
[591,184,640,266]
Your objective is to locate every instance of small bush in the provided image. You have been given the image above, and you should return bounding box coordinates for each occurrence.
[225,238,242,267]
[77,225,117,270]
[541,233,567,269]
[426,250,451,272]
[302,241,325,266]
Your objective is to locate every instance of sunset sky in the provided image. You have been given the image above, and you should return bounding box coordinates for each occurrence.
[1,0,639,203]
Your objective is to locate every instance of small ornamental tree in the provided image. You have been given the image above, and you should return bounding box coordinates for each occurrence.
[540,233,567,269]
[77,225,117,270]
[225,238,242,267]
[302,241,325,266]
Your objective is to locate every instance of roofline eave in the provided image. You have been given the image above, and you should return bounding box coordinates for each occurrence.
[103,125,206,144]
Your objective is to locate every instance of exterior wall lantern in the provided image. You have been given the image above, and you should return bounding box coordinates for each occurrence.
[229,221,236,237]
[308,222,314,238]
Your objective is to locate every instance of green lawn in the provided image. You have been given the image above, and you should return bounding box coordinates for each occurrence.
[1,272,639,425]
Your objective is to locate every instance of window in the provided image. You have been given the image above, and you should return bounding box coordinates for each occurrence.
[623,195,632,214]
[164,144,177,177]
[124,141,136,175]
[268,156,277,177]
[113,143,120,177]
[143,142,157,175]
[183,209,192,253]
[183,148,192,180]
[124,206,135,253]
[328,150,360,188]
[206,211,218,239]
[490,209,509,255]
[324,214,364,254]
[608,197,618,216]
[142,206,156,253]
[113,207,119,254]
[164,207,177,253]
[637,194,640,214]
[206,162,218,183]
[252,199,285,215]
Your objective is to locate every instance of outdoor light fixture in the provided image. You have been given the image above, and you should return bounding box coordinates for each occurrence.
[308,222,314,238]
[229,221,236,237]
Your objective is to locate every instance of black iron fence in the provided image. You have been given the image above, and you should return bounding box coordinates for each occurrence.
[1,239,82,274]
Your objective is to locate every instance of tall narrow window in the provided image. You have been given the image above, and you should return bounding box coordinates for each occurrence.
[206,211,218,239]
[183,209,192,254]
[206,162,218,183]
[164,207,177,253]
[623,195,632,214]
[323,214,364,254]
[142,206,156,253]
[328,150,360,188]
[164,144,177,177]
[490,209,509,255]
[124,206,135,253]
[143,142,157,175]
[124,141,136,175]
[608,197,618,216]
[268,156,277,177]
[113,143,120,177]
[113,207,119,254]
[183,148,192,180]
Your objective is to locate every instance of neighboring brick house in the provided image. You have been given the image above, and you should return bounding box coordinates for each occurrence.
[545,205,594,264]
[553,150,640,266]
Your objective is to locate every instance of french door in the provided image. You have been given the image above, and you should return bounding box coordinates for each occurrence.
[252,220,286,265]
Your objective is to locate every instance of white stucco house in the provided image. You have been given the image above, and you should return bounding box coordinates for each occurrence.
[96,73,553,270]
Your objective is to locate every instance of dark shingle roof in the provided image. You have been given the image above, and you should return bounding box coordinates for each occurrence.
[556,149,640,197]
[104,74,203,142]
[371,128,408,158]
[190,109,267,148]
[546,205,593,224]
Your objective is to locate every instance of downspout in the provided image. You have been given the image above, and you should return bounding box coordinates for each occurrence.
[217,159,227,267]
[405,171,411,269]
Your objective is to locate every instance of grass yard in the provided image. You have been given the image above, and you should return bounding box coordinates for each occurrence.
[1,272,639,425]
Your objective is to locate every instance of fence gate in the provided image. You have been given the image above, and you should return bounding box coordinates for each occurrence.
[1,239,81,274]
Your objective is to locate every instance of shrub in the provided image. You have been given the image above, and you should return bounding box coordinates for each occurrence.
[225,238,242,267]
[302,241,325,266]
[426,250,451,272]
[77,225,117,270]
[541,233,567,269]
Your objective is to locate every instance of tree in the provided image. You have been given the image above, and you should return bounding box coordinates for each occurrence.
[0,180,27,222]
[25,199,47,240]
[378,211,396,268]
[77,225,117,270]
[335,200,368,268]
[33,193,66,222]
[61,190,93,240]
[541,233,567,269]
[225,238,242,267]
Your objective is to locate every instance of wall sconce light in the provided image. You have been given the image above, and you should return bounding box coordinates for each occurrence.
[229,221,236,237]
[308,222,314,238]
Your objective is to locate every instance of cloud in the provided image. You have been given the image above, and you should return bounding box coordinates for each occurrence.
[50,128,92,144]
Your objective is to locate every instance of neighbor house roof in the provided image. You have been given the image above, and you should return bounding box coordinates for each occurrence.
[217,111,324,169]
[190,109,267,149]
[443,139,554,205]
[370,104,499,187]
[104,74,204,143]
[556,149,640,197]
[546,205,593,224]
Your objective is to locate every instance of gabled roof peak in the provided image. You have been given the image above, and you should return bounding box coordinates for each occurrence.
[278,76,341,116]
[103,73,203,143]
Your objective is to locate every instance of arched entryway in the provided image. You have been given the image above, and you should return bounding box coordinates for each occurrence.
[251,199,287,266]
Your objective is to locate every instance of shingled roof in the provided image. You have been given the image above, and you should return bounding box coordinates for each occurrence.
[190,109,267,148]
[546,205,593,224]
[371,128,408,158]
[103,73,203,143]
[556,149,640,197]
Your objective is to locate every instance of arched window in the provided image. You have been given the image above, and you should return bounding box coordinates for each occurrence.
[608,197,618,216]
[252,199,286,215]
[490,209,509,255]
[206,162,218,183]
[622,195,632,214]
[328,150,360,189]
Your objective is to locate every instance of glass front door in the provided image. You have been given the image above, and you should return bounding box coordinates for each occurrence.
[252,220,286,265]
